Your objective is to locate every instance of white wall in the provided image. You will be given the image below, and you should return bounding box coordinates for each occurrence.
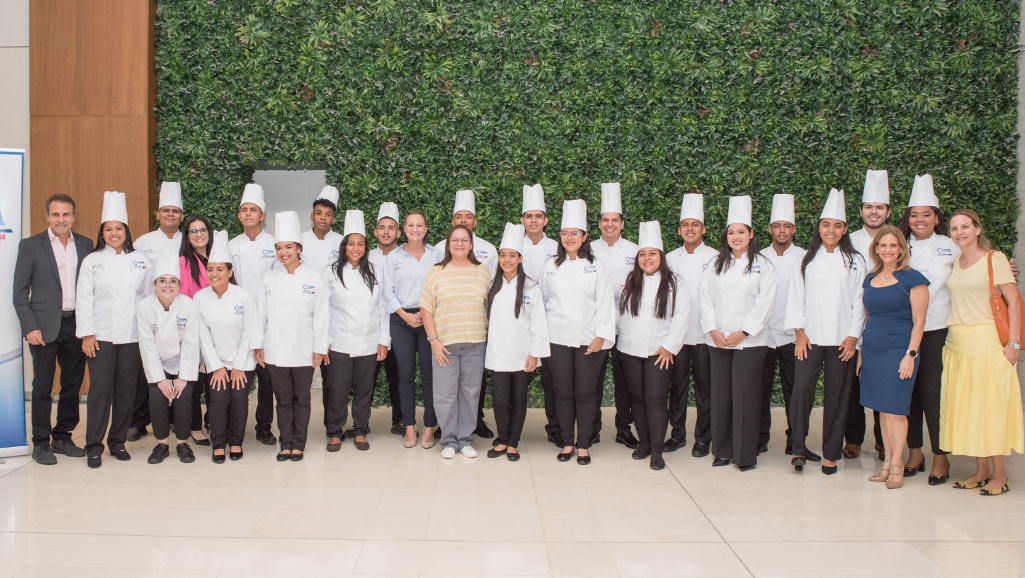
[252,169,328,236]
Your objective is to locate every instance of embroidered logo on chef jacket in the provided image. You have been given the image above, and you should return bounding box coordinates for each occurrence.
[233,305,244,316]
[701,262,709,272]
[936,248,953,257]
[751,264,762,274]
[583,265,598,274]
[331,249,340,258]
[132,259,148,269]
[475,249,491,261]
[262,249,275,259]
[625,256,636,265]
[302,284,317,295]
[176,317,188,331]
[522,295,532,306]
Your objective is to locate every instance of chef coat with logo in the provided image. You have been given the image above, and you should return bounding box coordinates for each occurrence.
[485,278,550,371]
[665,242,719,346]
[229,231,279,308]
[908,233,960,332]
[784,247,867,346]
[301,229,344,276]
[325,261,391,357]
[193,283,261,372]
[700,254,777,349]
[75,246,152,343]
[253,264,330,367]
[759,243,807,348]
[539,256,616,350]
[137,293,201,383]
[615,272,689,358]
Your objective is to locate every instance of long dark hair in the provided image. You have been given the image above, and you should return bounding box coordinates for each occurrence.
[487,262,529,319]
[93,222,134,253]
[180,215,213,286]
[898,206,946,241]
[800,219,860,277]
[437,225,481,269]
[554,231,595,266]
[713,225,760,275]
[619,251,677,320]
[334,233,376,291]
[205,261,239,285]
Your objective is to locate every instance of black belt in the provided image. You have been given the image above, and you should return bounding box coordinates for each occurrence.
[400,307,420,313]
[61,311,75,318]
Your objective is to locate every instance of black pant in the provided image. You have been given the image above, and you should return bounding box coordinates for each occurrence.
[619,351,672,457]
[491,370,531,447]
[710,346,766,468]
[28,314,85,446]
[390,311,437,428]
[148,373,194,442]
[267,364,314,451]
[549,344,605,449]
[908,328,948,455]
[190,371,210,432]
[377,348,402,425]
[254,363,275,432]
[85,341,142,455]
[791,345,855,462]
[540,364,560,439]
[844,372,882,447]
[325,351,377,437]
[208,369,253,449]
[669,344,712,444]
[130,365,150,430]
[759,344,797,448]
[478,374,488,425]
[593,348,633,434]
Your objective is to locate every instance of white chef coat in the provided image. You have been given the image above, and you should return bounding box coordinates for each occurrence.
[539,256,616,350]
[134,229,183,297]
[848,227,874,259]
[137,294,201,383]
[700,254,777,349]
[193,284,261,372]
[784,247,867,346]
[368,246,393,273]
[908,233,960,332]
[325,261,391,357]
[591,236,640,303]
[759,243,807,348]
[615,272,689,358]
[382,243,440,313]
[485,277,550,371]
[75,247,152,343]
[301,229,344,275]
[521,234,559,282]
[253,264,330,367]
[665,242,719,346]
[229,231,279,305]
[435,233,499,278]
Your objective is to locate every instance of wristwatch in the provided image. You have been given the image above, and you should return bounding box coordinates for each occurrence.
[1010,341,1021,350]
[906,350,918,358]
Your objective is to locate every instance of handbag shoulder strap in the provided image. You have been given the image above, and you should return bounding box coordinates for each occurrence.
[988,251,1001,297]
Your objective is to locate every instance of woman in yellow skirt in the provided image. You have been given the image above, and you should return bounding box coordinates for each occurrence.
[941,209,1023,495]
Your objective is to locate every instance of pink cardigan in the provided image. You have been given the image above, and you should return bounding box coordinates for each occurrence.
[179,255,210,297]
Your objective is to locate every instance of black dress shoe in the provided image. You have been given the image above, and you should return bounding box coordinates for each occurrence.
[821,464,837,475]
[507,451,521,462]
[615,430,640,449]
[589,431,601,445]
[487,447,507,458]
[650,457,666,470]
[290,451,304,462]
[632,448,651,460]
[663,437,686,453]
[32,444,57,466]
[192,436,211,447]
[390,423,404,436]
[805,450,822,462]
[929,471,949,485]
[474,421,495,439]
[577,453,591,465]
[785,444,793,456]
[757,444,768,455]
[691,442,710,458]
[126,427,146,442]
[712,457,730,467]
[229,448,244,461]
[176,443,195,463]
[791,456,806,472]
[557,449,574,462]
[112,448,131,461]
[276,451,291,461]
[87,453,101,468]
[492,437,502,447]
[255,430,277,446]
[547,431,562,446]
[904,460,926,477]
[739,464,756,472]
[148,443,169,464]
[51,438,86,457]
[212,451,226,464]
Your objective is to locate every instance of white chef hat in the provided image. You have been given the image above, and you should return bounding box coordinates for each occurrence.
[453,189,476,215]
[909,174,940,208]
[862,170,890,205]
[769,194,796,225]
[600,182,622,215]
[343,210,367,238]
[377,202,400,224]
[499,223,525,254]
[100,191,129,225]
[727,196,753,227]
[153,251,181,280]
[208,230,232,264]
[240,183,266,212]
[820,188,847,222]
[638,221,664,252]
[316,185,340,209]
[158,181,183,211]
[274,211,303,244]
[561,199,588,231]
[679,193,704,223]
[522,184,546,214]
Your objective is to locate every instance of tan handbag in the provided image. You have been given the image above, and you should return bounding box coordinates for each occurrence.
[987,251,1024,346]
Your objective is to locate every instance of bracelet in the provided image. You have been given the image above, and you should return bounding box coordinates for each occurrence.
[428,336,438,342]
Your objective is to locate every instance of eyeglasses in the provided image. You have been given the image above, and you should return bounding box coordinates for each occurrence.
[156,278,180,287]
[560,230,583,239]
[450,238,472,245]
[189,228,208,235]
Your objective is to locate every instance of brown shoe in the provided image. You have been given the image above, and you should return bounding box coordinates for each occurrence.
[842,443,860,459]
[354,437,370,451]
[327,437,342,452]
[875,444,885,461]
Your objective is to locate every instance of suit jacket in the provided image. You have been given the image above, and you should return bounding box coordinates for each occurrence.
[13,230,94,343]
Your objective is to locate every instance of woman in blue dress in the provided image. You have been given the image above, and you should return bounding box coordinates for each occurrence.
[859,225,929,489]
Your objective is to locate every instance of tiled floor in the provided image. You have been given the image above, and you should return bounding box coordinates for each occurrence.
[2,404,1024,577]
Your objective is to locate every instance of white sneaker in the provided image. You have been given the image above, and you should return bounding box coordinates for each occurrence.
[440,447,456,459]
[460,446,478,458]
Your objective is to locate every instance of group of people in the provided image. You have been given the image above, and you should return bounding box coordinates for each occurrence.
[13,170,1023,494]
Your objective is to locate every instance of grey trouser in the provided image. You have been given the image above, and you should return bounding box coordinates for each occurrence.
[432,341,486,450]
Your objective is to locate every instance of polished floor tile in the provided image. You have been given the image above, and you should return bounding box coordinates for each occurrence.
[911,540,1025,575]
[160,536,363,572]
[606,542,750,576]
[0,533,184,568]
[732,541,945,575]
[354,539,552,575]
[75,506,265,537]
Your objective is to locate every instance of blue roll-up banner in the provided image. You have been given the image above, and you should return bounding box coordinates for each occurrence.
[0,149,27,457]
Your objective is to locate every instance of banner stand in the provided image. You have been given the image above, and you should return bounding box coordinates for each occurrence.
[0,149,28,458]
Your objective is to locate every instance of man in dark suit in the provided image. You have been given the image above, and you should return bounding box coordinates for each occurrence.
[13,193,94,465]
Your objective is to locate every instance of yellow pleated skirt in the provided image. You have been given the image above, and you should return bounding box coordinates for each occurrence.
[940,324,1024,456]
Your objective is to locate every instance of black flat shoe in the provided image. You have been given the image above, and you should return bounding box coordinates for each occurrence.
[276,451,291,462]
[577,453,591,465]
[474,421,495,439]
[691,442,710,458]
[663,437,686,453]
[557,449,574,462]
[229,448,244,461]
[342,425,358,440]
[87,454,101,469]
[126,427,146,442]
[792,456,806,472]
[712,457,731,467]
[739,465,756,472]
[507,451,520,462]
[50,438,86,458]
[487,447,507,458]
[821,464,837,475]
[255,430,277,446]
[589,431,601,445]
[147,443,169,465]
[929,471,950,486]
[290,451,304,462]
[390,423,404,436]
[631,448,651,460]
[192,436,211,447]
[650,457,666,470]
[112,448,131,461]
[757,444,768,455]
[616,430,640,449]
[212,451,226,464]
[805,450,822,462]
[904,460,926,477]
[176,443,195,464]
[492,437,502,447]
[547,432,561,446]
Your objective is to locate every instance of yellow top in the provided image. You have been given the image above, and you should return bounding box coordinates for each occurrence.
[419,263,491,345]
[946,251,1015,326]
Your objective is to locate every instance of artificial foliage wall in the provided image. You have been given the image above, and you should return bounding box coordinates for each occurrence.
[155,0,1021,253]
